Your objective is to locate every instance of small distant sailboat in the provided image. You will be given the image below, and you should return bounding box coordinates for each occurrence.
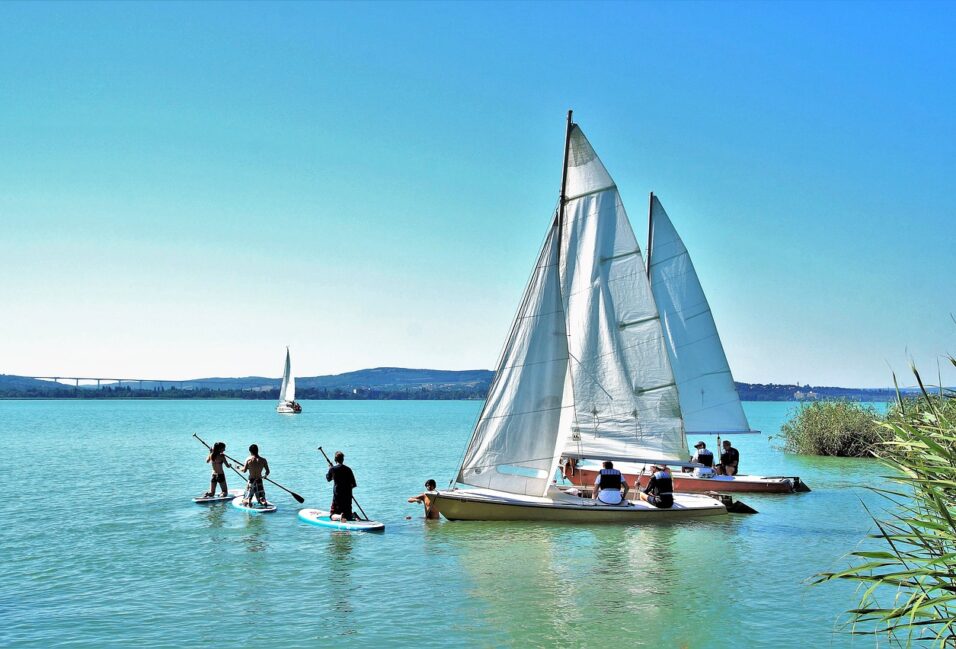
[276,347,302,414]
[432,111,751,522]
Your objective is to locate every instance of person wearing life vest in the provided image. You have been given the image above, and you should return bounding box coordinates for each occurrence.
[639,465,674,508]
[593,461,629,505]
[690,441,714,467]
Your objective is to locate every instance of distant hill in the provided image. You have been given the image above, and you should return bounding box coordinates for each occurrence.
[0,370,929,402]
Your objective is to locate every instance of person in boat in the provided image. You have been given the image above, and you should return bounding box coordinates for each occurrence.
[592,461,629,505]
[237,443,270,507]
[407,479,440,520]
[204,441,232,497]
[684,441,715,472]
[639,465,674,508]
[717,440,740,476]
[326,450,357,521]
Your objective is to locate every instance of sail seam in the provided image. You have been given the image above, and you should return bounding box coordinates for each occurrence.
[477,404,573,421]
[600,249,640,263]
[648,250,687,268]
[565,185,617,202]
[619,315,660,329]
[634,382,676,395]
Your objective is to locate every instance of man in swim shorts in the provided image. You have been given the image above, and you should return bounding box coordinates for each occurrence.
[238,443,270,507]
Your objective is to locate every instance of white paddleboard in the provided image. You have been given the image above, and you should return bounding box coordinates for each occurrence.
[298,508,384,532]
[193,489,243,504]
[231,496,277,514]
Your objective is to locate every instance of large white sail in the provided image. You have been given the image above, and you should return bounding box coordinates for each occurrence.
[279,347,295,403]
[456,222,571,496]
[648,196,753,434]
[559,126,687,465]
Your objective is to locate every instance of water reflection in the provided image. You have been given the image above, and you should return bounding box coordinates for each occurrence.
[240,516,269,554]
[326,532,358,636]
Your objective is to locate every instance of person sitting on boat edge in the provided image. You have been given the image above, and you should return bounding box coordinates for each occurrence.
[326,450,357,521]
[593,461,629,505]
[717,440,740,476]
[238,443,270,507]
[639,465,674,508]
[407,479,440,520]
[684,441,715,473]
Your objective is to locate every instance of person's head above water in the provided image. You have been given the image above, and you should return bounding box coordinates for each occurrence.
[425,479,436,490]
[602,460,614,469]
[334,450,344,463]
[249,444,259,456]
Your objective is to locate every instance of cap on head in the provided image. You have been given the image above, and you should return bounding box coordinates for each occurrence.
[334,450,344,463]
[694,441,706,448]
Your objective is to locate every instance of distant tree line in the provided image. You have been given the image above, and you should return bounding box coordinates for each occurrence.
[0,385,490,400]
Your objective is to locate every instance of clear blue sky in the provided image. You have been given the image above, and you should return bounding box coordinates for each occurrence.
[0,1,953,387]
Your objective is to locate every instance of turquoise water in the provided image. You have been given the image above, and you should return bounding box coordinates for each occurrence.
[2,399,890,647]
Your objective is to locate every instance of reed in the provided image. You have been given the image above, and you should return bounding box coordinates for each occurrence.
[816,362,956,646]
[779,400,884,457]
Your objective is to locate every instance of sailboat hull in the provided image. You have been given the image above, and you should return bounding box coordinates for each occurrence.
[276,402,302,414]
[567,466,805,494]
[433,488,726,523]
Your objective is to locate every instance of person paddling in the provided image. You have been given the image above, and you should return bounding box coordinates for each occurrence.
[204,441,232,497]
[326,450,357,521]
[407,479,440,520]
[237,444,270,507]
[639,465,674,508]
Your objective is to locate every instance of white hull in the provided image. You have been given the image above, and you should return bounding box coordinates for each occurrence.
[433,487,727,523]
[276,401,301,414]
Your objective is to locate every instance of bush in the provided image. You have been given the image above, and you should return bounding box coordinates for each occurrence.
[815,366,956,645]
[779,400,885,457]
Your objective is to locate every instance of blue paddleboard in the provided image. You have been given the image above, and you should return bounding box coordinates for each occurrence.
[298,508,384,532]
[231,496,277,514]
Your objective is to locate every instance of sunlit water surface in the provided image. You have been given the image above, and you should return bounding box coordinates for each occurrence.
[1,400,890,647]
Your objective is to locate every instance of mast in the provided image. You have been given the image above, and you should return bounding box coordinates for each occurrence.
[646,191,655,278]
[557,110,573,263]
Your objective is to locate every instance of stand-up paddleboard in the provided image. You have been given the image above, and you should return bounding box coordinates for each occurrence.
[231,496,277,514]
[298,509,384,532]
[193,489,243,504]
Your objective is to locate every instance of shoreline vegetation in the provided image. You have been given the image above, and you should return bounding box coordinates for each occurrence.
[815,364,956,646]
[0,369,920,401]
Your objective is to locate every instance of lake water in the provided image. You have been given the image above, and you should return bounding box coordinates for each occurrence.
[2,399,890,647]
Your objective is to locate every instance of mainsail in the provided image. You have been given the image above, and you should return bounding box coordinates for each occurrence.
[648,196,754,435]
[456,222,570,497]
[559,126,687,465]
[279,347,296,403]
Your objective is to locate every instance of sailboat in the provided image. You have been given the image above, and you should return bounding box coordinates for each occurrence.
[432,112,749,522]
[276,347,302,414]
[562,196,809,494]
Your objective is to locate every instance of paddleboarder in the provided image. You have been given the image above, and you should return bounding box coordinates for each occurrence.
[204,441,233,497]
[237,444,270,507]
[407,479,440,519]
[326,450,357,521]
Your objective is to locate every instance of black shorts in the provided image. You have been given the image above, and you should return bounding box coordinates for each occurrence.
[330,496,354,520]
[646,494,673,508]
[210,473,226,487]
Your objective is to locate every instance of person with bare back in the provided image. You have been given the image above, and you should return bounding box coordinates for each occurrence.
[407,479,440,520]
[203,441,232,497]
[237,444,270,507]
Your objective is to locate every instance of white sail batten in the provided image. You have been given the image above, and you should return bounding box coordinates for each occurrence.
[648,197,753,435]
[456,223,571,496]
[279,347,295,403]
[559,126,688,464]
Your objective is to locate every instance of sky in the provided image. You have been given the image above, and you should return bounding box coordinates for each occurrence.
[0,1,953,387]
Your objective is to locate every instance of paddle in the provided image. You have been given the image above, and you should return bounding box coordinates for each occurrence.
[317,446,369,521]
[192,433,305,504]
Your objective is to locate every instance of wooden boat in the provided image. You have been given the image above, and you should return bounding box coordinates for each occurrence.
[432,112,754,523]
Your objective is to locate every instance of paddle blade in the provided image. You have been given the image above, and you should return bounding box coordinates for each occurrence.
[292,492,305,504]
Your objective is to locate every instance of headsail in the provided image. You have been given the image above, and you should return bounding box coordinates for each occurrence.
[456,221,571,496]
[559,126,687,465]
[279,347,295,403]
[648,196,754,434]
